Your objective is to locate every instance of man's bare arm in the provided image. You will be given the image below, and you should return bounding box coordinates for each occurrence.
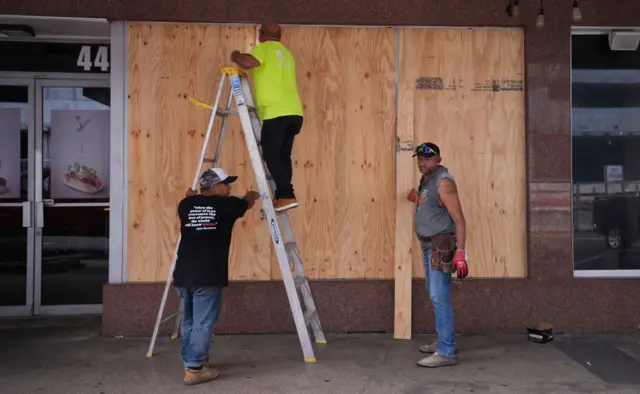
[231,50,260,70]
[438,178,466,251]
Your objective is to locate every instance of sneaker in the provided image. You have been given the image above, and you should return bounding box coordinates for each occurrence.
[419,341,459,354]
[184,366,220,385]
[417,352,457,368]
[419,340,438,353]
[274,198,299,212]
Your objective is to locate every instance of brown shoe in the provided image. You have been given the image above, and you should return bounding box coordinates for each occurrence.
[274,198,299,212]
[184,366,220,385]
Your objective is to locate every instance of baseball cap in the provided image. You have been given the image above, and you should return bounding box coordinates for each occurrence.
[198,168,238,188]
[412,142,440,158]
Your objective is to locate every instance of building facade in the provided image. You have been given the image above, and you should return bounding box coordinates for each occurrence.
[0,0,639,338]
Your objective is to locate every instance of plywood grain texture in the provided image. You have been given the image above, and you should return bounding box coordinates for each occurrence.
[127,24,397,282]
[394,81,416,339]
[273,26,397,280]
[126,24,525,284]
[127,23,272,282]
[399,28,527,279]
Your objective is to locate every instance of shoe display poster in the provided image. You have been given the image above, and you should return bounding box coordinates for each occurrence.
[0,108,21,199]
[49,109,110,199]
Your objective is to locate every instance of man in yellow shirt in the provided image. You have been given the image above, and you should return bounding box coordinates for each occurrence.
[230,22,303,212]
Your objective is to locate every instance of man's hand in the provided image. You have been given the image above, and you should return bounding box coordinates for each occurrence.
[453,250,468,279]
[244,190,260,208]
[407,188,418,203]
[186,188,197,197]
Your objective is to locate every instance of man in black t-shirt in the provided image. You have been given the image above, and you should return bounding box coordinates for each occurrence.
[173,167,259,385]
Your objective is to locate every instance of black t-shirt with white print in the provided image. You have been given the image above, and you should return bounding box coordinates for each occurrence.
[173,194,249,288]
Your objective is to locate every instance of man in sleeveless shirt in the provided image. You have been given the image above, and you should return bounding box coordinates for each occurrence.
[407,142,469,368]
[230,22,304,213]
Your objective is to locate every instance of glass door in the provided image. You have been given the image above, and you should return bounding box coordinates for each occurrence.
[0,78,35,317]
[34,79,110,315]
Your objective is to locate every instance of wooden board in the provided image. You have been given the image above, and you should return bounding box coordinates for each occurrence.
[394,82,415,339]
[126,23,273,282]
[273,26,397,280]
[398,28,527,279]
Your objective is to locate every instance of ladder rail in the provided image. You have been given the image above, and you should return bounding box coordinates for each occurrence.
[171,84,235,339]
[229,72,316,362]
[146,74,227,358]
[211,88,235,165]
[192,74,227,187]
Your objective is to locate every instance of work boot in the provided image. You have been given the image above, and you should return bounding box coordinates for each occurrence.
[417,352,457,368]
[187,360,213,370]
[184,365,220,385]
[274,198,299,212]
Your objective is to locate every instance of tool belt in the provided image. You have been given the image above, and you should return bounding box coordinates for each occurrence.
[418,232,456,273]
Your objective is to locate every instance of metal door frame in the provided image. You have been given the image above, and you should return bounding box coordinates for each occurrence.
[0,77,35,317]
[34,77,109,315]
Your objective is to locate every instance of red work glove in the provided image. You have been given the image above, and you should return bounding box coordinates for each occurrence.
[407,188,418,203]
[453,250,468,279]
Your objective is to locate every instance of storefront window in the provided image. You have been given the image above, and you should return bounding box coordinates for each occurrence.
[572,32,640,272]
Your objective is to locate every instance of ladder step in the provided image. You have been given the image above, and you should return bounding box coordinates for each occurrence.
[215,107,256,118]
[203,158,216,163]
[216,109,238,117]
[294,276,306,287]
[304,309,317,326]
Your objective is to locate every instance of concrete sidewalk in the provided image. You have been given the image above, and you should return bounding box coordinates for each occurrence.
[1,316,640,394]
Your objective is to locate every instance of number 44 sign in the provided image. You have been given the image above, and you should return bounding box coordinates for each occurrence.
[77,45,110,72]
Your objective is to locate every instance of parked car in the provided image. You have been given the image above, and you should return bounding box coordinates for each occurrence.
[592,192,640,249]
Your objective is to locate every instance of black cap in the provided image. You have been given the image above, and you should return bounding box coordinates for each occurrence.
[412,142,440,157]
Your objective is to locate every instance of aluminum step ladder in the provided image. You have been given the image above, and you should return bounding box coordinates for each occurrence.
[146,66,326,363]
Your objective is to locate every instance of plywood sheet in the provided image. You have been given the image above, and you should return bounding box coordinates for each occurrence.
[127,23,272,282]
[126,24,524,284]
[272,26,397,280]
[398,28,527,279]
[394,81,415,339]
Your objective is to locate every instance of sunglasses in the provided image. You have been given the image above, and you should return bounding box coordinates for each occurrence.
[414,144,439,156]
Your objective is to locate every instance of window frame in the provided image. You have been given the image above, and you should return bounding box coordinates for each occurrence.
[571,27,640,278]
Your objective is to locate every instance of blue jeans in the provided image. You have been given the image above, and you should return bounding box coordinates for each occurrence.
[176,286,224,369]
[422,248,456,358]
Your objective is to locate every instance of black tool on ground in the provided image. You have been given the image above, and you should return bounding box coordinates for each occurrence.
[527,325,554,344]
